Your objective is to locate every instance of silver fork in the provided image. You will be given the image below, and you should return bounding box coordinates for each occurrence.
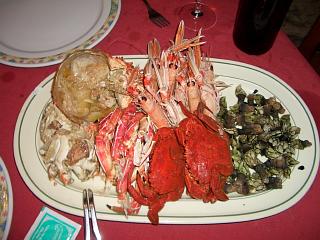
[142,0,170,28]
[83,189,101,240]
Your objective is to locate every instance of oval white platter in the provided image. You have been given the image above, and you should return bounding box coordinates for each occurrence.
[13,56,319,224]
[0,0,121,67]
[0,156,13,239]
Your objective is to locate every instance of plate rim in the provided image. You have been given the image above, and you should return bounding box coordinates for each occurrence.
[13,56,320,224]
[0,156,13,239]
[0,0,121,67]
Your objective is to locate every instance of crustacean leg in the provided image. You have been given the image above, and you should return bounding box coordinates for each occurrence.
[111,104,144,160]
[104,103,160,217]
[125,67,145,98]
[45,135,72,185]
[127,171,165,224]
[110,116,155,216]
[95,108,123,178]
[185,166,230,203]
[107,104,145,212]
[133,116,155,170]
[107,197,141,215]
[174,80,188,108]
[160,99,186,126]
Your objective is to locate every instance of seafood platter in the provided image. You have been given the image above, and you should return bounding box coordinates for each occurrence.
[14,21,319,224]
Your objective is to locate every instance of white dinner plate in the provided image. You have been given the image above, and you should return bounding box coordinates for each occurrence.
[0,0,121,67]
[13,56,319,224]
[0,156,13,239]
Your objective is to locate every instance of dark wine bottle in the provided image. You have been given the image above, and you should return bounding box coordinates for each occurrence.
[233,0,293,55]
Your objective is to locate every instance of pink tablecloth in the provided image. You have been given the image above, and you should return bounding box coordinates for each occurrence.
[1,0,319,239]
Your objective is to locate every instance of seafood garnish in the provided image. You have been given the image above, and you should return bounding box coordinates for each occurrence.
[37,20,311,225]
[39,102,100,185]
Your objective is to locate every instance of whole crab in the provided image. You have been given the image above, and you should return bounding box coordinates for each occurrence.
[128,127,185,224]
[175,103,233,203]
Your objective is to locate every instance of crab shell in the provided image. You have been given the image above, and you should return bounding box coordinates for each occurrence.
[128,127,185,224]
[52,49,116,124]
[147,128,185,195]
[175,104,233,203]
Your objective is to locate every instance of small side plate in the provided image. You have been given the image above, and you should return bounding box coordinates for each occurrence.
[0,156,13,239]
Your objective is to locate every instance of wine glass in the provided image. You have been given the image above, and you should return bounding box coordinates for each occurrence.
[177,0,217,31]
